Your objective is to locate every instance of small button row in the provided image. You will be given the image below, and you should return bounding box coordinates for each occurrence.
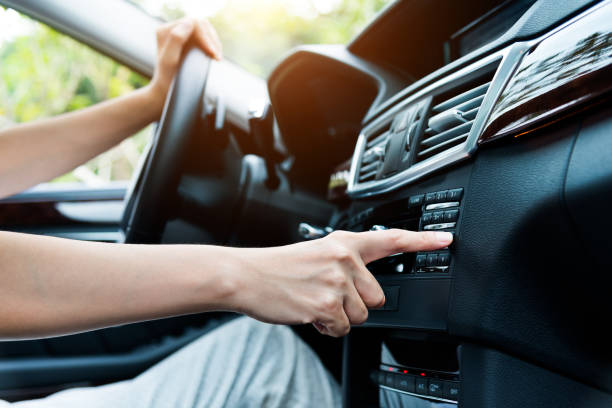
[423,188,463,204]
[372,370,460,401]
[422,209,458,225]
[415,251,450,272]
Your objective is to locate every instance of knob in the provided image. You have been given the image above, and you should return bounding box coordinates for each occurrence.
[299,223,333,240]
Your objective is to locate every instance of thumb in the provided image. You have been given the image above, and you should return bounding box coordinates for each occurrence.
[355,229,453,264]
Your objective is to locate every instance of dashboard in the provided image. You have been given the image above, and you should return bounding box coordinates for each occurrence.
[267,0,612,407]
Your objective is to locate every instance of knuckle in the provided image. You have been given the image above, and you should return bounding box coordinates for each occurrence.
[421,231,437,246]
[386,229,404,248]
[325,269,348,288]
[328,230,349,242]
[301,314,314,325]
[319,294,339,313]
[169,30,184,41]
[334,247,355,265]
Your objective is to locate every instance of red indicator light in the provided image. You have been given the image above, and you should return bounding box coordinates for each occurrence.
[403,370,408,374]
[420,372,426,377]
[388,367,394,371]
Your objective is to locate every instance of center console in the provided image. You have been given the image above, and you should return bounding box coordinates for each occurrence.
[333,165,470,407]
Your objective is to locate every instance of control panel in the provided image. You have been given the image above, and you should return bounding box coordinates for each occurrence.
[412,188,463,274]
[341,187,463,278]
[371,364,460,404]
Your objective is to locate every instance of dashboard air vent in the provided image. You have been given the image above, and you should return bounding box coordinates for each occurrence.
[357,125,391,182]
[415,72,495,162]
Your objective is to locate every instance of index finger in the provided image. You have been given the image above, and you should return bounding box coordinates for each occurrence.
[194,19,222,60]
[355,229,453,264]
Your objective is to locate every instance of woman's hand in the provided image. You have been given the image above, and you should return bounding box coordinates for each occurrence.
[146,17,223,115]
[229,229,453,337]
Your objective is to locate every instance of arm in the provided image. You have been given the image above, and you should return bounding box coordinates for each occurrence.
[0,18,222,199]
[0,229,453,339]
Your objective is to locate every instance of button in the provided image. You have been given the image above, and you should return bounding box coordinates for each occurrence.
[444,209,459,222]
[444,381,460,400]
[421,213,432,225]
[428,380,444,397]
[435,190,447,202]
[438,252,450,266]
[408,194,424,207]
[424,192,437,203]
[426,253,438,267]
[377,370,385,384]
[395,375,415,392]
[447,188,463,201]
[415,254,427,267]
[432,211,444,224]
[380,286,400,311]
[415,378,428,394]
[384,372,395,387]
[425,202,459,211]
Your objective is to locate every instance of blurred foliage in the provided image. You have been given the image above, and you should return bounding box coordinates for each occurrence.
[134,0,392,77]
[0,0,390,186]
[0,7,150,184]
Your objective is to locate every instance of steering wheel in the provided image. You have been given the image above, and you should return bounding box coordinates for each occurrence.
[121,49,211,243]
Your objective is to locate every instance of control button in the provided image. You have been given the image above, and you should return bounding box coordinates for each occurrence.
[415,254,427,267]
[384,372,395,387]
[377,370,385,385]
[370,225,388,231]
[428,380,444,397]
[425,202,459,211]
[435,190,447,202]
[380,286,400,311]
[443,381,460,400]
[395,375,415,392]
[424,222,456,230]
[424,192,437,204]
[426,253,438,267]
[408,194,424,207]
[438,252,450,266]
[415,378,428,394]
[447,188,463,201]
[432,211,444,224]
[421,213,432,225]
[444,209,459,222]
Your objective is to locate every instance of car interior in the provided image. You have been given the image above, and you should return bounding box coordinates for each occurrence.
[1,0,612,406]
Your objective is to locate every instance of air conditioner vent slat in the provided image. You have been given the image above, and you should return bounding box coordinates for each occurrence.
[360,161,380,174]
[414,70,496,165]
[432,82,490,113]
[453,94,485,115]
[359,169,378,182]
[462,107,479,121]
[357,120,393,183]
[420,121,473,147]
[366,131,390,149]
[417,133,469,158]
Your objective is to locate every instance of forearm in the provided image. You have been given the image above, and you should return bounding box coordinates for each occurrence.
[0,231,238,340]
[0,85,163,198]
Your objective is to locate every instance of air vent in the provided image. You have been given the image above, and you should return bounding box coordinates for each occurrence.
[415,72,495,162]
[357,125,391,183]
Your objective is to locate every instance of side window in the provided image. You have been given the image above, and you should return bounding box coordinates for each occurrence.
[0,7,151,186]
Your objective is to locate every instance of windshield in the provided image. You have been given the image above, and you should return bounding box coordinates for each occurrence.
[130,0,392,77]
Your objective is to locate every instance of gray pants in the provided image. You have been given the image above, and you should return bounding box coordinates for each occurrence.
[4,317,342,407]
